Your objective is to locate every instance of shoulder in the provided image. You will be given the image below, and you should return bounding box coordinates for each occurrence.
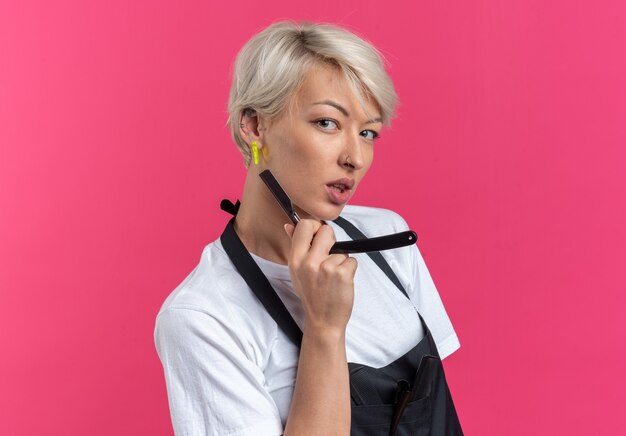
[158,241,239,309]
[154,240,277,362]
[153,242,284,435]
[339,205,461,359]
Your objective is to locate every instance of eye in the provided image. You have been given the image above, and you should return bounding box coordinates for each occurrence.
[360,129,379,140]
[314,119,339,130]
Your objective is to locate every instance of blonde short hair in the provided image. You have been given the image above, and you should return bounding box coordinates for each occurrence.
[227,21,398,166]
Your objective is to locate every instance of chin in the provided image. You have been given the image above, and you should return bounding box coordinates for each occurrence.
[297,203,347,222]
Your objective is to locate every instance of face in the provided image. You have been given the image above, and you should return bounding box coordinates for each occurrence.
[258,63,383,221]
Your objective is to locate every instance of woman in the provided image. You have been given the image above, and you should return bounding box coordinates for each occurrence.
[155,21,462,435]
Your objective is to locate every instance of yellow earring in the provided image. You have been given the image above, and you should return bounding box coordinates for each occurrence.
[251,141,259,165]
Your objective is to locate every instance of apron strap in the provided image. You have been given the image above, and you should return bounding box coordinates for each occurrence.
[219,200,411,347]
[332,216,409,300]
[220,218,303,347]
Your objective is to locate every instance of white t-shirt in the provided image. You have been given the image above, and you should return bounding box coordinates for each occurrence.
[154,205,460,436]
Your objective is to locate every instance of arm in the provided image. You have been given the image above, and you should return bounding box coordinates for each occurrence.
[283,326,350,436]
[396,213,459,359]
[154,306,284,436]
[282,220,356,436]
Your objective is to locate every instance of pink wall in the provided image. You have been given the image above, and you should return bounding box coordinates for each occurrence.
[2,0,625,434]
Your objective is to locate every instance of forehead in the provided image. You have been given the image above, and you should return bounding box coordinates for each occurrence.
[293,63,381,118]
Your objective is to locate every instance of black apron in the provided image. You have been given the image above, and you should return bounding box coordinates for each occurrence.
[219,207,463,435]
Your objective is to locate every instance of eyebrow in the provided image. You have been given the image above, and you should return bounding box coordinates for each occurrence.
[312,100,382,124]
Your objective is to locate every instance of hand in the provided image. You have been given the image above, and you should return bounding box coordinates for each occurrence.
[284,220,357,334]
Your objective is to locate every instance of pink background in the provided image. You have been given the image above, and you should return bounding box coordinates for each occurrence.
[1,0,625,434]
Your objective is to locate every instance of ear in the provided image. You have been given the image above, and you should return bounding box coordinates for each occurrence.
[239,108,265,146]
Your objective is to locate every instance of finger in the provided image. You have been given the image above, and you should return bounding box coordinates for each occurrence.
[337,256,359,276]
[319,253,349,271]
[290,219,322,262]
[284,224,295,239]
[307,224,337,261]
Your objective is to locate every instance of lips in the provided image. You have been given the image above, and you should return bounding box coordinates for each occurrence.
[325,178,355,205]
[326,178,355,191]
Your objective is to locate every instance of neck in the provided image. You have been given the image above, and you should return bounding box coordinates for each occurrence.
[233,167,316,265]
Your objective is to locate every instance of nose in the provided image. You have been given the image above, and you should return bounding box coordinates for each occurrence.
[340,133,365,171]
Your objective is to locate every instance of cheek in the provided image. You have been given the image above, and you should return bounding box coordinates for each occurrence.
[284,138,328,167]
[273,125,308,156]
[363,148,374,170]
[354,150,374,184]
